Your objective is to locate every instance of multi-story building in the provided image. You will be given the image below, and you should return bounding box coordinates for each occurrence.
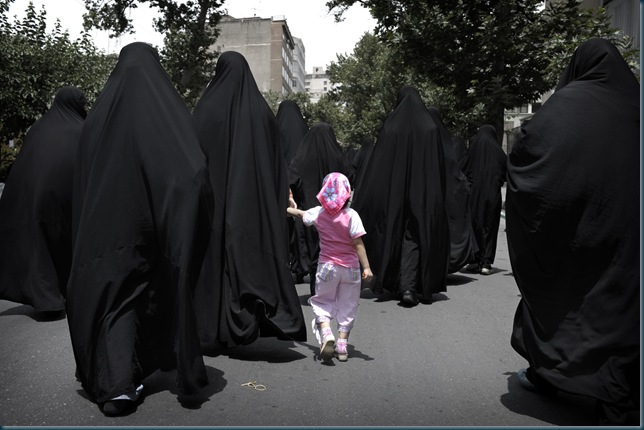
[213,15,340,102]
[305,66,331,103]
[292,37,306,93]
[214,15,305,94]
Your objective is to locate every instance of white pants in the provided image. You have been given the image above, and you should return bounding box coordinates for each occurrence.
[309,263,361,333]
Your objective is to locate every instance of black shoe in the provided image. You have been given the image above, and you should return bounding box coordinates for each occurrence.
[401,290,419,307]
[464,263,480,273]
[517,368,558,397]
[480,264,492,275]
[102,400,129,416]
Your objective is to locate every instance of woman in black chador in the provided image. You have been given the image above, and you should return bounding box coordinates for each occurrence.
[288,122,351,295]
[427,107,478,274]
[66,42,212,417]
[276,100,310,283]
[451,135,468,172]
[192,51,306,355]
[506,38,639,426]
[350,136,375,195]
[351,86,449,307]
[461,124,506,275]
[0,87,86,316]
[277,100,309,165]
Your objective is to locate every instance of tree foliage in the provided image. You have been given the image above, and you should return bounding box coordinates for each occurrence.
[82,0,226,108]
[539,0,639,85]
[326,0,639,141]
[0,0,116,180]
[327,33,461,146]
[264,90,355,149]
[266,34,452,150]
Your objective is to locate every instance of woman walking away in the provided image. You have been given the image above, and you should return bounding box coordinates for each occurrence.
[351,86,450,307]
[67,42,212,417]
[0,87,87,316]
[192,51,306,355]
[287,172,373,362]
[462,124,506,275]
[506,38,639,425]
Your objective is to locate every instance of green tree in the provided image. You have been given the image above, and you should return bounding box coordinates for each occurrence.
[307,93,355,148]
[82,0,225,108]
[326,33,395,146]
[539,0,638,85]
[326,32,462,145]
[327,0,638,141]
[0,0,115,180]
[264,90,312,119]
[264,89,358,149]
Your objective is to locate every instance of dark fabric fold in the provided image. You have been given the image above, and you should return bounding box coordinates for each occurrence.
[276,100,310,281]
[0,86,87,312]
[428,107,478,273]
[462,124,507,267]
[193,51,306,355]
[66,42,211,403]
[506,38,640,423]
[351,86,449,299]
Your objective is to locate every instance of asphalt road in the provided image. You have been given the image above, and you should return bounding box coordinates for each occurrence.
[0,214,599,427]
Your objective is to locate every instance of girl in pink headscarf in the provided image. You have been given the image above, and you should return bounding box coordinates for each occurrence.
[287,172,373,362]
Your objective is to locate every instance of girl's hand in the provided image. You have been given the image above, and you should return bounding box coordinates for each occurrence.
[362,268,373,282]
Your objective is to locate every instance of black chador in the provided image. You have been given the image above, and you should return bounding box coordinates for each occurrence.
[506,38,640,425]
[427,107,478,273]
[276,100,310,283]
[351,86,450,306]
[461,124,506,273]
[0,87,87,314]
[66,42,212,414]
[193,51,306,355]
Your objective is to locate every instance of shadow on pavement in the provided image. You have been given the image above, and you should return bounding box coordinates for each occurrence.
[298,292,311,306]
[141,365,225,409]
[446,273,477,285]
[0,303,66,322]
[296,340,375,364]
[221,337,307,363]
[500,371,598,426]
[72,365,226,414]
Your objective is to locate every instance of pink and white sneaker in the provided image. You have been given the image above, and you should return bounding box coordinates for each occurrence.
[319,328,335,361]
[335,340,348,362]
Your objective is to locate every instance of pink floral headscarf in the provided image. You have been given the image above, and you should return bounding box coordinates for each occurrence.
[316,172,352,216]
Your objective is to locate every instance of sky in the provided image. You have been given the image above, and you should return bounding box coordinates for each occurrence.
[7,0,377,72]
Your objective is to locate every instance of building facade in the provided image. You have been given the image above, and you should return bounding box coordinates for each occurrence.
[305,66,331,103]
[292,37,307,92]
[214,15,305,94]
